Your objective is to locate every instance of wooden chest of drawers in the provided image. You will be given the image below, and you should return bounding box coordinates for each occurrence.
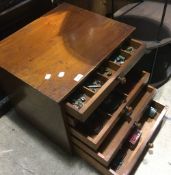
[0,3,167,175]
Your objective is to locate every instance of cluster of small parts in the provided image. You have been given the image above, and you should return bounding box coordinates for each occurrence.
[86,80,103,92]
[125,46,135,53]
[112,55,126,65]
[99,67,113,77]
[71,94,86,109]
[128,106,157,149]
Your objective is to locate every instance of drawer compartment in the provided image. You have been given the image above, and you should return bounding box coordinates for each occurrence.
[109,39,145,76]
[72,101,167,175]
[121,39,143,54]
[65,39,145,122]
[71,85,156,167]
[68,70,150,151]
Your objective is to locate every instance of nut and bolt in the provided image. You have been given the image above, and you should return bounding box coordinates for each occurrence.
[72,94,86,109]
[149,106,157,118]
[111,55,126,65]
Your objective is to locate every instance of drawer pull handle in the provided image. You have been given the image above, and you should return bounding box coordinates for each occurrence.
[148,142,154,149]
[117,76,126,84]
[124,106,133,118]
[134,122,142,129]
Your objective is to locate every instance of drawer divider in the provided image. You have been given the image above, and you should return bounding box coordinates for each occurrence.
[71,86,157,167]
[69,71,150,151]
[98,86,156,166]
[72,101,166,175]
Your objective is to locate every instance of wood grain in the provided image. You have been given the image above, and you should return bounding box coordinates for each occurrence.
[0,3,134,103]
[69,71,150,151]
[65,39,145,121]
[117,103,167,175]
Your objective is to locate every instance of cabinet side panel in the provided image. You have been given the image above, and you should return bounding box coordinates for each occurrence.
[0,68,71,152]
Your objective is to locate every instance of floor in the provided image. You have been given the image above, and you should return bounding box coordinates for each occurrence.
[0,80,171,175]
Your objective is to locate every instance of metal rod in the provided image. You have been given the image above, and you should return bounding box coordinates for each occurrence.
[156,0,169,41]
[149,0,169,83]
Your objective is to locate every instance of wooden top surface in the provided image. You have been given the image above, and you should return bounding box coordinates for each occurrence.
[0,3,134,103]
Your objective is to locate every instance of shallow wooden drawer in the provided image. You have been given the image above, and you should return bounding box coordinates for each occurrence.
[71,85,156,167]
[65,39,145,122]
[72,101,167,175]
[68,70,150,151]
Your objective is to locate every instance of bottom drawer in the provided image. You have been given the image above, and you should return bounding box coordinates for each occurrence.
[72,101,166,175]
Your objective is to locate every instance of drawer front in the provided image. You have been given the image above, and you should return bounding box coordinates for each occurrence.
[64,39,145,122]
[71,85,157,167]
[72,101,167,175]
[68,70,150,151]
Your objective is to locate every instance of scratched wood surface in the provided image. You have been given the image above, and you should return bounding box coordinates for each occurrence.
[0,3,134,102]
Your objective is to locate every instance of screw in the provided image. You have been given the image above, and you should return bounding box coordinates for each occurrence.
[87,84,102,88]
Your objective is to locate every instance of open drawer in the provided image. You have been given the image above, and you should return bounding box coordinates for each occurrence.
[64,39,145,122]
[68,70,150,151]
[72,101,167,175]
[71,85,156,167]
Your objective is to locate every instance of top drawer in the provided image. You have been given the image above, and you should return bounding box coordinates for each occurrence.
[64,39,145,122]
